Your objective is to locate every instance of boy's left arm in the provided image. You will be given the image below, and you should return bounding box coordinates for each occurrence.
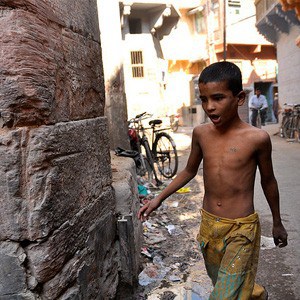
[257,132,288,248]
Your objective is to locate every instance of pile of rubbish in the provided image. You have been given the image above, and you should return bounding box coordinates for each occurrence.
[135,176,212,300]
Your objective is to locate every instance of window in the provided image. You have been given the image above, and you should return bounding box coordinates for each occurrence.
[228,0,241,14]
[194,11,206,33]
[211,0,220,31]
[130,51,144,78]
[228,0,241,8]
[129,18,142,34]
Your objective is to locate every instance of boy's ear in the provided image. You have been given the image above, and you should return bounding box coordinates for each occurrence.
[237,91,246,106]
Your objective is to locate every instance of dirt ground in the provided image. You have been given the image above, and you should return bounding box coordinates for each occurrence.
[136,129,213,300]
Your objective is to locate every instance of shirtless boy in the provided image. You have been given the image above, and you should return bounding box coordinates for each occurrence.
[138,62,288,299]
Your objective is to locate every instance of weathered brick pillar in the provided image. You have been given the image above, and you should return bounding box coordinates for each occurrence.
[0,0,118,298]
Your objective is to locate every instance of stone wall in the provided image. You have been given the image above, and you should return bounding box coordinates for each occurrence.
[0,0,128,298]
[111,153,143,298]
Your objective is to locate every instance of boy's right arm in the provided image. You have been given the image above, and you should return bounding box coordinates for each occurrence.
[138,168,199,221]
[138,127,203,221]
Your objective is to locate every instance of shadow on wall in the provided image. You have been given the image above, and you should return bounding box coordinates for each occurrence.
[104,67,130,150]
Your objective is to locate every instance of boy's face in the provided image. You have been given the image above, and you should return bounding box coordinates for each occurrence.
[199,81,245,127]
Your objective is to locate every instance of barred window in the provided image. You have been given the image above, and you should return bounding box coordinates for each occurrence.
[228,0,241,7]
[130,51,144,78]
[228,0,241,14]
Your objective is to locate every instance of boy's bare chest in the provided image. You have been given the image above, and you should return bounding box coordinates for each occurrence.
[201,137,255,166]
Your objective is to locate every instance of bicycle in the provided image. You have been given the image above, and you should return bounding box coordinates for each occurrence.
[280,103,300,142]
[127,112,178,186]
[169,113,180,132]
[250,107,263,128]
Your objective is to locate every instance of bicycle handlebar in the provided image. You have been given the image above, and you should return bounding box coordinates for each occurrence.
[283,103,300,108]
[128,112,153,124]
[135,112,147,119]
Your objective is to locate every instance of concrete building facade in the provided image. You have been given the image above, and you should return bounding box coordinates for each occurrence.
[119,1,181,119]
[198,0,278,122]
[118,0,278,126]
[255,0,300,107]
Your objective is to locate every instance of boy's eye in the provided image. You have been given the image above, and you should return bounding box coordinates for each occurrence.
[213,95,224,101]
[200,97,207,102]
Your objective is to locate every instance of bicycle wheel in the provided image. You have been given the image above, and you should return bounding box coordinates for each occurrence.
[140,141,164,186]
[283,118,295,139]
[171,121,179,132]
[139,144,154,183]
[280,116,288,138]
[153,132,178,178]
[296,116,300,142]
[256,111,261,128]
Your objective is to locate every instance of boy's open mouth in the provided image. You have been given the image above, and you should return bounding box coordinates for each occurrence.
[210,114,221,123]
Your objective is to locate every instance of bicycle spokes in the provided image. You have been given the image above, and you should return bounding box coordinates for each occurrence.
[154,133,178,178]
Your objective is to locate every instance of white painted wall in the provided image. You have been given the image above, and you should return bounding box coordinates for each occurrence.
[277,25,300,105]
[123,34,167,118]
[97,0,123,82]
[226,0,270,45]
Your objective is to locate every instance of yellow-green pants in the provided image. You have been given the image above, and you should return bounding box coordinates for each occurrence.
[197,209,267,300]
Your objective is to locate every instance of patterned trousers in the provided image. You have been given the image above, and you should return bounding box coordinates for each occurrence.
[197,209,267,300]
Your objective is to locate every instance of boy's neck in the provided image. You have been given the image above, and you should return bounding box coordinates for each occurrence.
[213,115,244,133]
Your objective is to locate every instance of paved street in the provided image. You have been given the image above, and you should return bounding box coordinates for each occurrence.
[253,124,300,300]
[138,124,300,300]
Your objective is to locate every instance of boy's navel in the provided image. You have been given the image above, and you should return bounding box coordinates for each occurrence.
[229,147,238,153]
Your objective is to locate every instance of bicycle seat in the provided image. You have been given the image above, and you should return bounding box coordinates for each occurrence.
[149,119,162,126]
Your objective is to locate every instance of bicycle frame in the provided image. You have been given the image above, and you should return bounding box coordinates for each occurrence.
[128,113,163,185]
[133,116,165,149]
[250,108,262,128]
[145,125,165,149]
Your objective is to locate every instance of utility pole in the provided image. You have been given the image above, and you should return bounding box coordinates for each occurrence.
[223,0,227,61]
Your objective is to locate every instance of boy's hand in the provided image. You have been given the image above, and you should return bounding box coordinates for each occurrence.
[273,223,288,248]
[138,198,162,222]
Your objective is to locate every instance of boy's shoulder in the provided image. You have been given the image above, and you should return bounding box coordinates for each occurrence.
[192,123,212,136]
[193,122,270,144]
[234,122,270,139]
[236,124,271,150]
[243,123,269,136]
[193,123,214,131]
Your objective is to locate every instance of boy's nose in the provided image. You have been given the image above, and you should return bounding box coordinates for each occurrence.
[206,100,216,111]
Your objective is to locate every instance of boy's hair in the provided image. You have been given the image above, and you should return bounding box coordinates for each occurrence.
[198,61,243,96]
